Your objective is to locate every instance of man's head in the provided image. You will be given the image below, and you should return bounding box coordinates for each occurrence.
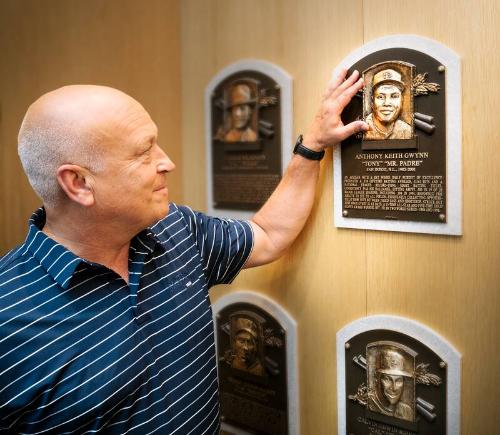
[228,84,255,130]
[233,317,259,366]
[371,69,405,124]
[376,348,411,405]
[18,85,175,229]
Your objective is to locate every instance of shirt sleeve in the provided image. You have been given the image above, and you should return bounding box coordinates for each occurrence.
[176,205,254,288]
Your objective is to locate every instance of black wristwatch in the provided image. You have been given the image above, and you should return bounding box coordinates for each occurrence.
[293,135,325,161]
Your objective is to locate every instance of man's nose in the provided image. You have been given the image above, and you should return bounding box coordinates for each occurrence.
[155,145,176,172]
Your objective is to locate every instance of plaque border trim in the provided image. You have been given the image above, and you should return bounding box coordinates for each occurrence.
[205,59,293,220]
[212,290,299,435]
[333,34,462,236]
[336,314,461,435]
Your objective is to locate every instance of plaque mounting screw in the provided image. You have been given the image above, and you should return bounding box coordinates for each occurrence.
[216,314,221,320]
[439,213,446,221]
[221,414,226,422]
[345,342,351,350]
[343,210,349,217]
[438,65,445,72]
[439,361,446,368]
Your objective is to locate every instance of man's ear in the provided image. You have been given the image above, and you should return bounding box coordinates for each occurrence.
[56,164,95,207]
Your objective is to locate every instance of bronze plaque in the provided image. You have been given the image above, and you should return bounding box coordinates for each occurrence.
[216,302,288,435]
[341,49,446,223]
[346,330,446,434]
[211,71,282,211]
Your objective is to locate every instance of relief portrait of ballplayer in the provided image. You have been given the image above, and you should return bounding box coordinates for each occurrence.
[224,315,265,376]
[219,81,258,142]
[364,67,413,141]
[367,345,416,422]
[0,68,368,433]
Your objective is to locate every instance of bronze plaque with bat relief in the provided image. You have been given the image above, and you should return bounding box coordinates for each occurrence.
[341,49,447,223]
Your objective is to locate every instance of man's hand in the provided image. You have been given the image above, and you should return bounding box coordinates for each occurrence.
[302,69,368,152]
[245,68,367,268]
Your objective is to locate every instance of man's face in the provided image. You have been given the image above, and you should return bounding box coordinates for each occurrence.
[91,99,175,229]
[231,104,252,130]
[373,84,403,124]
[380,374,404,405]
[234,331,257,365]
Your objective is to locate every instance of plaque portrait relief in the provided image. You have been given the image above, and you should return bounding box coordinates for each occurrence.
[366,342,417,422]
[333,35,462,235]
[363,62,415,145]
[215,81,259,143]
[223,311,265,376]
[206,61,292,219]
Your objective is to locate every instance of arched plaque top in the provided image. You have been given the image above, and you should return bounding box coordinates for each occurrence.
[333,34,460,78]
[206,59,292,96]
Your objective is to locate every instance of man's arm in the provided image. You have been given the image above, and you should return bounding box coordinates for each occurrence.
[244,68,368,268]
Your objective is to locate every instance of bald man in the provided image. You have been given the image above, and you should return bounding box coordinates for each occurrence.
[0,69,367,434]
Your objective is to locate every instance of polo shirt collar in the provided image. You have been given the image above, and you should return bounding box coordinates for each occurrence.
[25,208,83,289]
[25,209,165,289]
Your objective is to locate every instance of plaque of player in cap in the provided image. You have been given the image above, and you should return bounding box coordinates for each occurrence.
[206,60,292,219]
[333,35,462,235]
[337,315,461,435]
[213,292,299,435]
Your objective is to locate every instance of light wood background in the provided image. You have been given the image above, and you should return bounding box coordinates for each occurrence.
[1,0,499,433]
[0,0,182,252]
[181,0,500,434]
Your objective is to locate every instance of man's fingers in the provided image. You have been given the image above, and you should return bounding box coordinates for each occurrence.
[336,120,368,142]
[330,70,360,100]
[335,77,364,111]
[322,68,348,100]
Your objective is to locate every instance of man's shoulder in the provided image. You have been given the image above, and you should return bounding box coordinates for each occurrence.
[149,203,197,239]
[0,243,27,274]
[0,243,43,307]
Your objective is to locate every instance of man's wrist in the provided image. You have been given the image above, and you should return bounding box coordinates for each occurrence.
[293,135,325,161]
[301,134,324,153]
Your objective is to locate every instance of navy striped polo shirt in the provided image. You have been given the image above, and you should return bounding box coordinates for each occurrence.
[0,203,253,434]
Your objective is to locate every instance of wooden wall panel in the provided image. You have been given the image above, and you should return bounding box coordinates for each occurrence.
[182,0,500,434]
[0,0,182,254]
[362,1,500,433]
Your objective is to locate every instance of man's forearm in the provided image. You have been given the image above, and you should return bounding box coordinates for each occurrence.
[247,152,320,267]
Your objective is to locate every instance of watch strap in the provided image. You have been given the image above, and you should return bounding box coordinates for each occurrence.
[293,135,325,161]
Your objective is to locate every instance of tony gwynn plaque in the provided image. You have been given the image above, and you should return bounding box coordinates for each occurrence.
[333,35,461,235]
